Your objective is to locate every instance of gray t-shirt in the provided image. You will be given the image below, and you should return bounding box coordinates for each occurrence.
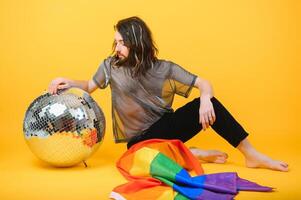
[93,56,197,143]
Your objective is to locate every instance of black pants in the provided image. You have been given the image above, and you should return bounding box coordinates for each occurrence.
[127,96,249,149]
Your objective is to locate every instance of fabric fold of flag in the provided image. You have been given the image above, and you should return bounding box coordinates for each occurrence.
[110,139,273,200]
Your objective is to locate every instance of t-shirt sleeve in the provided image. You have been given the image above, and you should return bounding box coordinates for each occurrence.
[168,61,197,98]
[92,57,112,89]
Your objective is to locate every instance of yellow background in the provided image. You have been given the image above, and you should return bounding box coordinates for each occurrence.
[0,0,300,199]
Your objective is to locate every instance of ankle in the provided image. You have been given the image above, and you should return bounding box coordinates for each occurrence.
[237,142,259,158]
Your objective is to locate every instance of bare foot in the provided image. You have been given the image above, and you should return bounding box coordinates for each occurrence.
[245,150,289,172]
[189,147,228,164]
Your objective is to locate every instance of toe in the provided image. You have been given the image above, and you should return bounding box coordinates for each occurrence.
[215,157,227,164]
[272,162,289,172]
[278,165,289,172]
[280,162,289,167]
[211,150,228,158]
[222,153,229,159]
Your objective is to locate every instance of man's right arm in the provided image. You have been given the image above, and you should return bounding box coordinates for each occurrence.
[48,77,98,94]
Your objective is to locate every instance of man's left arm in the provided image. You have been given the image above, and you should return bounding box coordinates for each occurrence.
[194,77,216,130]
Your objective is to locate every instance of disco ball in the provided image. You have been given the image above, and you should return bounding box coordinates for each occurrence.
[23,88,105,167]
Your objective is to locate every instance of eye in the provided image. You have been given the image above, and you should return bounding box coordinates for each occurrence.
[114,40,125,46]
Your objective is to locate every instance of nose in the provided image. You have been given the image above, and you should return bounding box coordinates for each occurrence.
[115,43,121,52]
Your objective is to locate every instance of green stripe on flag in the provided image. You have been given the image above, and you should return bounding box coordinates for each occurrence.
[174,193,190,200]
[150,152,183,183]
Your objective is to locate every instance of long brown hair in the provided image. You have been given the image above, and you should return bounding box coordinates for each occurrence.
[111,16,158,77]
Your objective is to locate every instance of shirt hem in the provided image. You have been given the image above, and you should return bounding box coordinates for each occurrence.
[114,138,130,143]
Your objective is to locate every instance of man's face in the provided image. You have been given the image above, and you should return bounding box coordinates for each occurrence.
[114,31,129,60]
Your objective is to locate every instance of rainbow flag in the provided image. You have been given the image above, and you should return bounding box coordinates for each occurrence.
[110,139,273,200]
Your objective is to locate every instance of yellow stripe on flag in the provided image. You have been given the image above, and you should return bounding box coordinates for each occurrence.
[129,147,159,176]
[157,189,177,200]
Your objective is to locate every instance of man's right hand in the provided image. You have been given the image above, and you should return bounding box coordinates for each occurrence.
[48,77,73,95]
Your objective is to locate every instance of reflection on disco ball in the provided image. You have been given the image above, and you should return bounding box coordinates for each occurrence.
[23,88,105,167]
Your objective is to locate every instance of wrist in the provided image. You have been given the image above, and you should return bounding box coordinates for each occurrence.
[200,93,212,100]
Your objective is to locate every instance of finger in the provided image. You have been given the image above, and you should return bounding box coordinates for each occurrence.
[209,110,216,125]
[203,117,208,130]
[57,84,67,90]
[208,112,214,125]
[204,114,210,128]
[201,116,206,131]
[207,118,210,128]
[205,112,211,128]
[54,84,58,95]
[211,110,216,123]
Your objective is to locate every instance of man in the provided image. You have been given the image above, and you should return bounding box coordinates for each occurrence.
[48,16,288,171]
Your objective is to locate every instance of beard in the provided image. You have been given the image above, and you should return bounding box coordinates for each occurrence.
[114,54,129,66]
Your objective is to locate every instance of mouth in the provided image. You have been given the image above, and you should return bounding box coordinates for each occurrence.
[117,54,126,61]
[115,54,128,66]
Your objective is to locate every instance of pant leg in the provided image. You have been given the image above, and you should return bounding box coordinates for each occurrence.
[209,97,249,147]
[169,96,249,147]
[127,96,249,149]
